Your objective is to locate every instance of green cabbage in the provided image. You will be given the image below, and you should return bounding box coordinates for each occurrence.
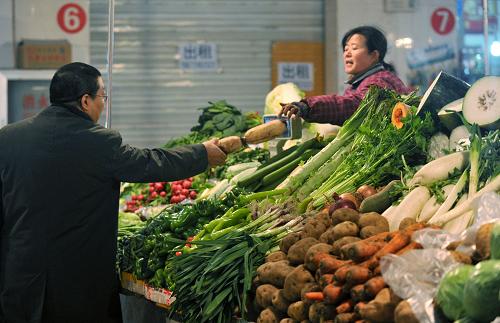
[463,260,500,322]
[436,265,474,321]
[491,222,500,260]
[264,82,304,115]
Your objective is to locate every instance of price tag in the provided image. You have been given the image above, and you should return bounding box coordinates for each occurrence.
[277,62,313,91]
[179,43,218,70]
[144,285,174,305]
[57,3,87,34]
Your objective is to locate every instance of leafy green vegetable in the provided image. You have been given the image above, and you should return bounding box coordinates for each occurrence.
[436,265,474,321]
[463,260,500,322]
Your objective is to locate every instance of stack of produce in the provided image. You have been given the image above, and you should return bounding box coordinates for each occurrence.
[164,100,261,148]
[249,202,435,323]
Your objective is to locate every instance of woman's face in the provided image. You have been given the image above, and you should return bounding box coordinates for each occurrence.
[343,34,380,76]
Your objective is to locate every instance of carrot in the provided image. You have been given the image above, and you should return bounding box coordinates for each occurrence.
[346,266,373,285]
[319,274,335,289]
[336,299,355,314]
[304,291,324,301]
[363,230,394,242]
[312,252,331,271]
[354,302,368,315]
[374,231,411,259]
[363,276,386,299]
[396,241,422,255]
[319,257,353,275]
[323,284,344,304]
[373,266,381,276]
[401,222,427,235]
[358,257,379,270]
[350,284,365,302]
[334,265,353,283]
[343,241,386,262]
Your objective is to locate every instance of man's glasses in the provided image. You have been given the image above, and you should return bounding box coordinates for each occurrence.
[95,94,108,102]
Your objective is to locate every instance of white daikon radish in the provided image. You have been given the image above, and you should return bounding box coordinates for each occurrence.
[449,125,471,152]
[429,175,500,225]
[433,170,468,218]
[418,184,455,222]
[389,186,431,231]
[443,194,473,234]
[408,151,469,187]
[462,76,500,129]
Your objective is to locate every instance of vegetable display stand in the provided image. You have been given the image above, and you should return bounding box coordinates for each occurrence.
[144,283,176,308]
[121,272,146,296]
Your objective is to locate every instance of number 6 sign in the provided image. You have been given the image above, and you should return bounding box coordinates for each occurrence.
[431,7,455,35]
[57,3,87,34]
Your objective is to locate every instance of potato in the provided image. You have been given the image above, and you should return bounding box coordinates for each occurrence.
[332,221,359,241]
[304,243,334,272]
[287,238,319,265]
[280,319,298,323]
[301,218,328,240]
[314,208,332,228]
[280,233,301,254]
[332,236,361,256]
[398,217,416,230]
[258,307,282,323]
[273,289,291,313]
[331,208,360,226]
[394,300,418,323]
[257,260,295,288]
[253,275,263,291]
[308,302,336,323]
[359,288,401,323]
[476,222,494,260]
[256,284,280,309]
[449,250,472,264]
[360,226,387,239]
[319,227,336,244]
[267,251,288,263]
[283,265,315,302]
[358,212,389,231]
[288,301,309,321]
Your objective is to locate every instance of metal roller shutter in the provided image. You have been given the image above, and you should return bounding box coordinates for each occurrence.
[90,0,324,147]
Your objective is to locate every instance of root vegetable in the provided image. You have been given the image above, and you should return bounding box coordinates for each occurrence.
[408,151,469,187]
[363,276,386,299]
[283,265,316,302]
[257,260,295,288]
[245,119,287,144]
[279,319,298,323]
[359,288,401,323]
[350,284,365,302]
[373,232,411,259]
[395,241,422,255]
[273,289,292,313]
[267,251,288,263]
[318,274,335,289]
[319,256,353,275]
[398,217,416,231]
[341,241,386,262]
[309,302,330,323]
[388,186,431,231]
[320,227,337,245]
[280,233,301,254]
[346,266,373,285]
[334,265,353,283]
[314,208,333,227]
[334,312,357,323]
[357,185,377,199]
[333,221,359,241]
[359,226,386,239]
[331,208,360,226]
[257,284,280,309]
[288,301,309,321]
[305,243,334,272]
[332,237,362,256]
[449,250,472,264]
[339,193,361,209]
[358,212,389,230]
[337,300,355,314]
[300,283,322,304]
[258,307,282,323]
[476,222,494,260]
[394,300,418,323]
[301,218,329,239]
[217,136,243,153]
[323,284,344,304]
[288,238,320,265]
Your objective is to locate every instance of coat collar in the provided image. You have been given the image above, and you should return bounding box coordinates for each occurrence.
[50,103,94,122]
[345,63,384,86]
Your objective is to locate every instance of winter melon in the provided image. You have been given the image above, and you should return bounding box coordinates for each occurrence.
[463,76,500,129]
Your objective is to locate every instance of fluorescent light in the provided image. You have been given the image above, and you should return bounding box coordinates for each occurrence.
[491,41,500,57]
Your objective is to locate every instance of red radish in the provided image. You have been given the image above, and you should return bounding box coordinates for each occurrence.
[149,182,154,187]
[181,188,189,196]
[175,251,182,256]
[149,186,155,193]
[154,183,164,191]
[173,189,181,195]
[170,196,180,204]
[189,191,197,199]
[160,191,167,197]
[151,191,158,199]
[137,194,144,200]
[178,194,187,201]
[182,181,191,189]
[186,236,194,242]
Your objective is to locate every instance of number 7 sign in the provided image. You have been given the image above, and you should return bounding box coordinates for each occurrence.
[431,7,455,35]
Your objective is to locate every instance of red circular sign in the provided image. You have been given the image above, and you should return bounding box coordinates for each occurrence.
[431,7,455,35]
[57,3,87,34]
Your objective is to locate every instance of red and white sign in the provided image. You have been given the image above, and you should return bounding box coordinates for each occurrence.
[431,7,455,35]
[57,3,87,34]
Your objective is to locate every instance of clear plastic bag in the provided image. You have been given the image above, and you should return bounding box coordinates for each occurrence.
[380,192,500,323]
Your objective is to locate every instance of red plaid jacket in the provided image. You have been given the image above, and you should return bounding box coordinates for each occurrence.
[302,69,410,125]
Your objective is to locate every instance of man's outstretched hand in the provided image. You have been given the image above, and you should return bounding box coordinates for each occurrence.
[203,139,227,167]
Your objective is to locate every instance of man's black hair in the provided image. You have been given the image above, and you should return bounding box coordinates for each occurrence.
[50,62,102,106]
[341,26,395,72]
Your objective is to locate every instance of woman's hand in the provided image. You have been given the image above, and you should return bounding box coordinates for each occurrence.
[279,101,310,119]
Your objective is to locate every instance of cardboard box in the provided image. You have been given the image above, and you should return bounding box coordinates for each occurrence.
[17,39,71,69]
[120,272,146,295]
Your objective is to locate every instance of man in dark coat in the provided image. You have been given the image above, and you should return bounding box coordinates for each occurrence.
[0,62,226,323]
